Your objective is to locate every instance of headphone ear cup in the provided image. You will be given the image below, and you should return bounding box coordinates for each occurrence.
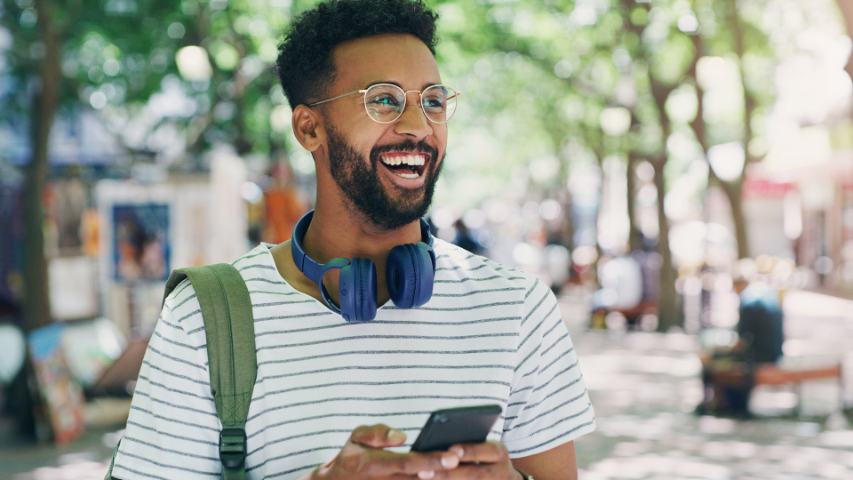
[339,258,377,322]
[388,243,435,308]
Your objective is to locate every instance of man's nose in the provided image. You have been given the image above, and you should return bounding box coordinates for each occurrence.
[394,96,433,140]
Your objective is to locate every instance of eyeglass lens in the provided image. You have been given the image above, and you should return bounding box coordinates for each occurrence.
[364,84,457,124]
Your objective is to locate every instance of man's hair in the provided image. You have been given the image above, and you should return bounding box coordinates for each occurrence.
[275,0,439,108]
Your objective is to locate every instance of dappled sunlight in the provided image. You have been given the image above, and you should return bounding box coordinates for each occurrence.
[695,416,738,435]
[1,429,119,480]
[574,317,853,478]
[597,413,683,440]
[819,430,853,448]
[583,455,731,480]
[699,440,758,460]
[1,0,852,479]
[784,291,853,319]
[15,460,108,480]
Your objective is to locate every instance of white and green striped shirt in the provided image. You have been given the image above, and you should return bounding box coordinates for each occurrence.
[112,240,596,479]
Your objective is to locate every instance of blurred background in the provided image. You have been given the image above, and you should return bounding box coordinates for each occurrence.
[2,0,853,478]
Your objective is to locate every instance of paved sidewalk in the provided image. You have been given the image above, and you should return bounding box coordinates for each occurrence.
[564,288,853,480]
[2,289,852,479]
[0,398,127,479]
[573,330,852,480]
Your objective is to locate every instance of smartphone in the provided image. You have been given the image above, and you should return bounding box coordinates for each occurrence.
[410,404,502,452]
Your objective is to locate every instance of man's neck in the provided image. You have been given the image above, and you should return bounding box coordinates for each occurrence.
[304,205,423,262]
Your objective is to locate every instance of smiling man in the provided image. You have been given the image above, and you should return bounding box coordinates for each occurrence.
[109,1,595,479]
[311,35,445,232]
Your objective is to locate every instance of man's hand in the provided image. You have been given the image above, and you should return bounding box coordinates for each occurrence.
[310,424,461,479]
[420,442,522,480]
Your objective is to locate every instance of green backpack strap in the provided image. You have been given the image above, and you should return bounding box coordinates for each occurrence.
[105,439,121,479]
[165,264,257,480]
[105,263,256,480]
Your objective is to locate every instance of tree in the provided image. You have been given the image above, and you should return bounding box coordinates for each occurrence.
[1,0,197,327]
[430,0,686,328]
[616,0,692,330]
[1,0,187,438]
[686,0,776,260]
[436,0,779,328]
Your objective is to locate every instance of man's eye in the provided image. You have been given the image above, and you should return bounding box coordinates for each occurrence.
[368,94,400,106]
[424,98,444,108]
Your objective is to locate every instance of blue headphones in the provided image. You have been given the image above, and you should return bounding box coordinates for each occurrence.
[290,210,436,322]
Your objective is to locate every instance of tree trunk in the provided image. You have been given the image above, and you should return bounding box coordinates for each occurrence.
[728,0,754,258]
[591,139,606,282]
[687,25,752,261]
[12,0,62,442]
[231,55,252,156]
[23,0,61,332]
[648,74,681,330]
[562,193,576,254]
[233,97,252,155]
[626,152,642,252]
[652,158,679,331]
[721,179,750,259]
[21,99,53,332]
[621,0,681,330]
[837,0,853,83]
[648,77,680,330]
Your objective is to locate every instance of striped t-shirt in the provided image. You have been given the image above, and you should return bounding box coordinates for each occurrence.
[112,239,596,479]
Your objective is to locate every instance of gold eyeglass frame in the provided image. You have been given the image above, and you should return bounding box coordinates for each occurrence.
[307,83,460,124]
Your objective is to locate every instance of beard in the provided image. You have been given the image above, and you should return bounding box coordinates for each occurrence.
[326,125,444,231]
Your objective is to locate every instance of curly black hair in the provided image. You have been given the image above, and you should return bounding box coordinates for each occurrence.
[275,0,439,108]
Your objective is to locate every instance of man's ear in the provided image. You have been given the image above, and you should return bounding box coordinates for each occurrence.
[292,105,326,152]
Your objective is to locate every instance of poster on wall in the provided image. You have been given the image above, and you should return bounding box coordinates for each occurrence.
[97,183,175,336]
[28,323,86,444]
[111,203,171,283]
[95,171,247,335]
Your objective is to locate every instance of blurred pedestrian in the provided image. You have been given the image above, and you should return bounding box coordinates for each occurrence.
[261,161,308,244]
[696,261,785,416]
[544,243,571,293]
[451,217,485,255]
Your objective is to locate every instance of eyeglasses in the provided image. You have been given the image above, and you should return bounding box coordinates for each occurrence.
[307,83,459,124]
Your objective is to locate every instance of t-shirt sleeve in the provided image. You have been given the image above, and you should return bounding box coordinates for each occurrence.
[502,278,596,458]
[111,280,222,479]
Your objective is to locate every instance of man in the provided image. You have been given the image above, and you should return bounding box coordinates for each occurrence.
[110,1,595,478]
[451,218,485,256]
[697,265,784,416]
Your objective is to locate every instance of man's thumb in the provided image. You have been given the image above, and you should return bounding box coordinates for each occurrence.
[350,424,407,448]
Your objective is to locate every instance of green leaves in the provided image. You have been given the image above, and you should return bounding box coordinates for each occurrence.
[0,0,787,197]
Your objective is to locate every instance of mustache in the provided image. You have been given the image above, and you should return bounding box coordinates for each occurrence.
[371,140,438,161]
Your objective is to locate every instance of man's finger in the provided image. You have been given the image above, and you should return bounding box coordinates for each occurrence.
[449,441,507,464]
[362,449,460,476]
[429,463,506,479]
[349,424,407,448]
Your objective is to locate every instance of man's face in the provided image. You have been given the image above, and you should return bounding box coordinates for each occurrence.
[317,34,448,230]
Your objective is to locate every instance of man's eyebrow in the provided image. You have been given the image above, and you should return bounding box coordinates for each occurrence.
[365,80,441,89]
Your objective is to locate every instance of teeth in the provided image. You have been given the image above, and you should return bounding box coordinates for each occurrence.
[381,154,426,167]
[396,172,419,179]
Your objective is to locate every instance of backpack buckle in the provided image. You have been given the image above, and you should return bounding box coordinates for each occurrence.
[219,427,247,469]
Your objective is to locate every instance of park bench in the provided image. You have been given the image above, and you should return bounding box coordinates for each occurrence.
[589,301,657,330]
[753,363,844,415]
[712,362,845,416]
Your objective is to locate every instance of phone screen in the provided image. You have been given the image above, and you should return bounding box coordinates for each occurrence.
[410,404,502,452]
